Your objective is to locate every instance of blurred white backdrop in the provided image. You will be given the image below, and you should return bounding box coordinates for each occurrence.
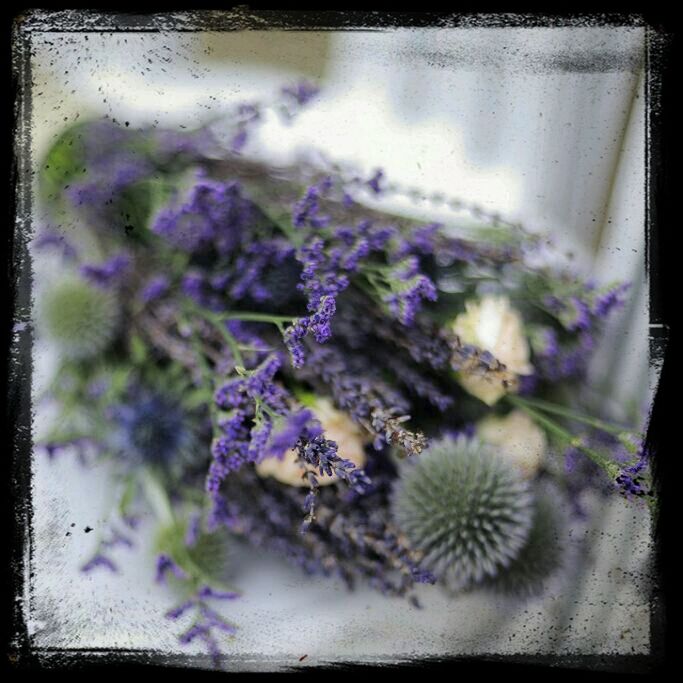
[23,21,654,668]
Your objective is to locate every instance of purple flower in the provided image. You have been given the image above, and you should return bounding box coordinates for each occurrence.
[384,272,437,326]
[292,179,331,229]
[167,583,240,667]
[80,253,131,288]
[566,296,591,332]
[266,409,314,459]
[230,128,248,153]
[184,513,202,548]
[141,274,170,303]
[594,282,630,318]
[197,586,240,601]
[281,80,320,107]
[34,229,79,260]
[367,168,384,194]
[152,174,254,256]
[81,554,118,573]
[155,553,188,583]
[166,599,196,620]
[615,448,651,499]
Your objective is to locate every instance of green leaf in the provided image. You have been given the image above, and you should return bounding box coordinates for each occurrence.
[39,121,91,206]
[118,476,138,518]
[130,334,148,365]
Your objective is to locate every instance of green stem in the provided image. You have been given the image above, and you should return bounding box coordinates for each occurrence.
[220,312,295,324]
[510,394,635,438]
[141,469,175,527]
[507,395,619,478]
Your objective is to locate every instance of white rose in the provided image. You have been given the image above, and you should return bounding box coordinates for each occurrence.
[452,295,533,405]
[477,410,547,479]
[255,398,367,487]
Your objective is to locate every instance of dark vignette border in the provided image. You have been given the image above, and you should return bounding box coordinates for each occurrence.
[4,6,675,678]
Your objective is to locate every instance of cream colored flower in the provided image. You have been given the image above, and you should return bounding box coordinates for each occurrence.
[255,398,367,487]
[477,410,547,479]
[452,295,533,405]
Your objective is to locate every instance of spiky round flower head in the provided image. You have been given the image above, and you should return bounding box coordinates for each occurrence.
[482,488,565,598]
[109,388,199,473]
[392,436,534,591]
[39,277,119,360]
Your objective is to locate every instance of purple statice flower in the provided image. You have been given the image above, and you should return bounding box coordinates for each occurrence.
[38,436,102,465]
[284,214,406,365]
[265,408,314,460]
[153,126,217,162]
[281,80,320,107]
[383,258,438,326]
[392,222,441,260]
[66,123,154,229]
[207,414,251,491]
[292,177,332,229]
[534,328,595,382]
[517,372,539,395]
[296,433,371,493]
[215,466,434,601]
[152,173,254,256]
[367,168,385,194]
[155,553,189,583]
[283,318,308,368]
[181,271,205,304]
[166,583,239,667]
[543,278,630,333]
[229,128,248,153]
[615,447,651,499]
[166,599,196,621]
[214,379,247,411]
[80,252,131,289]
[197,586,240,601]
[184,513,202,548]
[565,296,592,332]
[227,238,297,304]
[141,274,170,303]
[101,527,134,551]
[33,229,79,261]
[594,282,630,318]
[383,354,453,411]
[293,342,426,457]
[247,417,274,463]
[208,354,294,497]
[81,554,118,573]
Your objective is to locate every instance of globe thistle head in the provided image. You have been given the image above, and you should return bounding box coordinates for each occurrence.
[392,436,534,591]
[39,277,120,360]
[109,387,199,472]
[483,486,566,598]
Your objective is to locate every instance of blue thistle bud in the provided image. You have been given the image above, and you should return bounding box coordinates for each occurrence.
[40,277,119,360]
[392,436,534,591]
[483,488,565,598]
[109,389,198,471]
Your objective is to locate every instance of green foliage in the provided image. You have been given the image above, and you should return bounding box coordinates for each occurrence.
[156,517,233,590]
[392,436,535,591]
[40,121,90,206]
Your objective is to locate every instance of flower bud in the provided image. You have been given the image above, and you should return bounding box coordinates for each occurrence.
[452,295,533,405]
[477,410,547,479]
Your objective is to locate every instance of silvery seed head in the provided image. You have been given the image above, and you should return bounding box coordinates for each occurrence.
[392,436,534,591]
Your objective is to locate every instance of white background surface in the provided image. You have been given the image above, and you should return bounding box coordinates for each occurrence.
[22,20,654,668]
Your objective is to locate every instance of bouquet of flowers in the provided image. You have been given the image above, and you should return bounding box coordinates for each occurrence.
[33,82,653,665]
